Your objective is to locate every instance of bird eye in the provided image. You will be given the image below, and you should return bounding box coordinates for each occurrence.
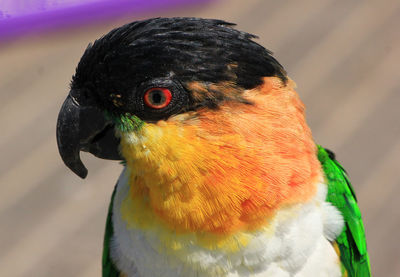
[135,79,188,121]
[143,88,172,109]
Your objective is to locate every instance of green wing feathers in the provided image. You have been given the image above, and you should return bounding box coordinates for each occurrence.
[102,187,120,277]
[317,145,371,277]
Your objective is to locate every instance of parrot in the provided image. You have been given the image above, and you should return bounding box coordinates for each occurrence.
[56,17,371,277]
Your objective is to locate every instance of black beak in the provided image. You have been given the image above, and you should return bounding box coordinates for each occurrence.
[56,91,122,178]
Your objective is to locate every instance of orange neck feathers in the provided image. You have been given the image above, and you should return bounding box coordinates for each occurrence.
[120,77,322,235]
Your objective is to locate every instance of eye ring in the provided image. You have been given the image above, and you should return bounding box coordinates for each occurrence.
[143,88,172,109]
[134,78,189,121]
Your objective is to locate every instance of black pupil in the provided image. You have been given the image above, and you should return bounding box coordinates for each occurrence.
[151,91,164,104]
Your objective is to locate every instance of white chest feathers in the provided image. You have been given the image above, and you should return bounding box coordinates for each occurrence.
[110,169,344,277]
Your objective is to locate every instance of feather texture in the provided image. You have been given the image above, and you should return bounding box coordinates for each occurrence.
[102,186,120,277]
[109,170,342,277]
[318,146,371,276]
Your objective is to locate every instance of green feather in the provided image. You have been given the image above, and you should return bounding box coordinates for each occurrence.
[317,145,371,277]
[102,186,120,277]
[105,111,144,133]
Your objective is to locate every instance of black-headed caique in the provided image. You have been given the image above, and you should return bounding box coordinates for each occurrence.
[56,17,371,277]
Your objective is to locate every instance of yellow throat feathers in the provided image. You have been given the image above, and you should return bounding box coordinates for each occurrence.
[120,77,321,236]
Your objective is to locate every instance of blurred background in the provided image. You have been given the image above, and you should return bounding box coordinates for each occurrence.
[1,0,399,276]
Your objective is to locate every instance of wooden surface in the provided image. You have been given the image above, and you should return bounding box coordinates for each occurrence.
[1,0,399,276]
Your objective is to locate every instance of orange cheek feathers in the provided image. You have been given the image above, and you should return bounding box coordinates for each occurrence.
[120,77,322,235]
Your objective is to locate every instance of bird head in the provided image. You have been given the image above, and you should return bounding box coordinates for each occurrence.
[57,17,321,235]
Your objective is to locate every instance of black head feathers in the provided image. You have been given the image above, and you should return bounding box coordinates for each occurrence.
[71,17,287,115]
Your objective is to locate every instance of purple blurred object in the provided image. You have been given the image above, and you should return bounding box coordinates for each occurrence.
[0,0,210,42]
